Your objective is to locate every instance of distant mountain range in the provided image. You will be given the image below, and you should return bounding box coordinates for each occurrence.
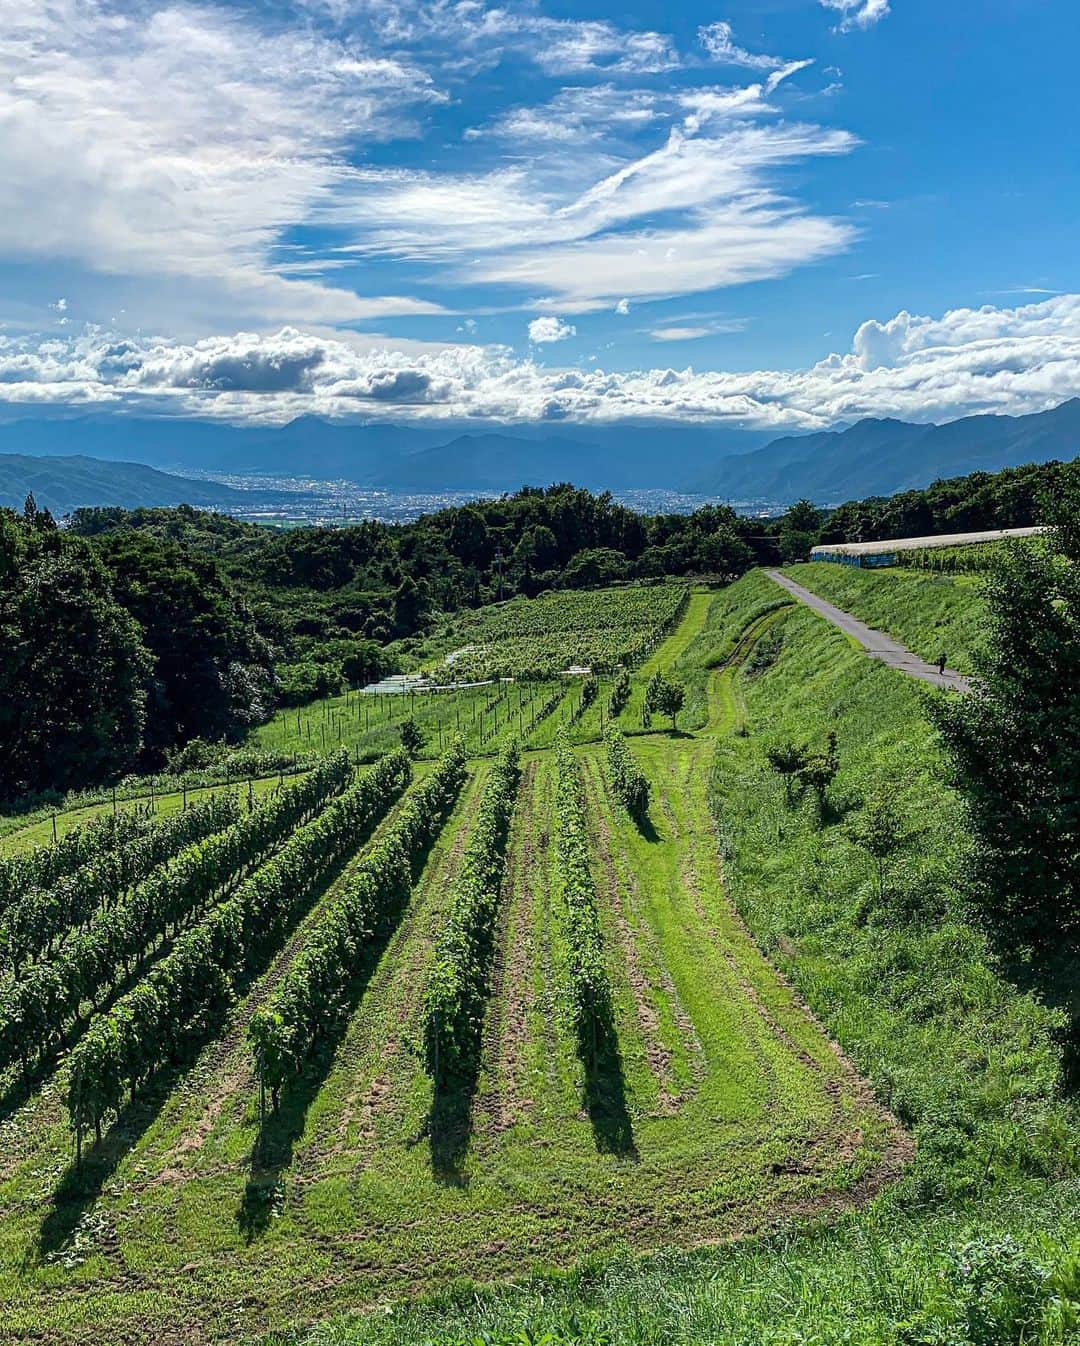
[0,454,265,515]
[0,414,770,493]
[694,399,1080,503]
[1,398,1079,511]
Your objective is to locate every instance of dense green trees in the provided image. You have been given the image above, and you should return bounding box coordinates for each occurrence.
[0,499,276,801]
[0,505,150,800]
[93,530,274,754]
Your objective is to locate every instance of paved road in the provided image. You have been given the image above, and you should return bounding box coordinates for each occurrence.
[765,569,971,693]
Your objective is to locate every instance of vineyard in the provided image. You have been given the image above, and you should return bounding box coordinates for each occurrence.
[0,583,905,1344]
[251,585,692,766]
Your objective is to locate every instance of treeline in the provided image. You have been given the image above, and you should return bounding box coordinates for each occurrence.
[8,451,1071,804]
[818,457,1077,547]
[67,489,759,711]
[0,497,274,802]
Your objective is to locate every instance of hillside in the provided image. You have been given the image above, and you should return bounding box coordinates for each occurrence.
[782,562,987,673]
[0,414,769,490]
[1,572,1075,1344]
[7,400,1080,503]
[0,452,260,514]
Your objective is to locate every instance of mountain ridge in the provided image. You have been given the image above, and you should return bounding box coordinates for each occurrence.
[0,453,269,515]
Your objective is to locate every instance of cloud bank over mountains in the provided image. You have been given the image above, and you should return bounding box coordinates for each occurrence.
[4,292,1080,432]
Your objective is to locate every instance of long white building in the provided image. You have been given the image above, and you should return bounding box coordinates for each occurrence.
[810,526,1047,568]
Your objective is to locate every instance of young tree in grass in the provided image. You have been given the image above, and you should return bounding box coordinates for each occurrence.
[645,671,686,732]
[932,478,1080,949]
[400,715,425,757]
[767,741,809,802]
[848,789,910,905]
[795,731,840,820]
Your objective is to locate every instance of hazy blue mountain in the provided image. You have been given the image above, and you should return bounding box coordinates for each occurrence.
[0,414,770,489]
[0,454,264,514]
[4,400,1080,504]
[701,400,1080,504]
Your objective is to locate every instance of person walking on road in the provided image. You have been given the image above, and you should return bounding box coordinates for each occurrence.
[937,650,948,676]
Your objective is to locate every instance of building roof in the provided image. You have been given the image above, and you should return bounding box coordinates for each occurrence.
[811,526,1047,558]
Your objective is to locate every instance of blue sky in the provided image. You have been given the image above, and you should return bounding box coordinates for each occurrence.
[1,0,1078,431]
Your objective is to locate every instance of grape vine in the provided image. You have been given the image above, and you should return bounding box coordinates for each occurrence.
[0,754,350,1078]
[248,737,467,1111]
[422,743,520,1086]
[66,747,411,1151]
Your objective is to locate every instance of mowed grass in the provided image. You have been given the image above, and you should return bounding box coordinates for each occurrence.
[0,774,287,858]
[782,561,987,673]
[0,587,901,1344]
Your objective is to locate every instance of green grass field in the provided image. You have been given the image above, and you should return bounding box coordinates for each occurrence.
[2,570,1077,1346]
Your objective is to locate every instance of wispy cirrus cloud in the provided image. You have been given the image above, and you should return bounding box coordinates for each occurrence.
[332,120,857,311]
[0,0,446,326]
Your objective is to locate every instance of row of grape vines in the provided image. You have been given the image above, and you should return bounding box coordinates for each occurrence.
[66,748,412,1150]
[422,743,521,1086]
[436,586,689,681]
[553,733,612,1061]
[605,729,650,820]
[249,738,468,1109]
[0,807,156,918]
[0,755,351,1078]
[0,794,240,975]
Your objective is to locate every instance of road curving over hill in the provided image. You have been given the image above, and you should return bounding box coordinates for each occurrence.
[765,569,971,693]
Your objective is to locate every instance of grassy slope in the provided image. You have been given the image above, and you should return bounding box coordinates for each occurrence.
[782,562,987,674]
[0,587,897,1344]
[284,571,1080,1346]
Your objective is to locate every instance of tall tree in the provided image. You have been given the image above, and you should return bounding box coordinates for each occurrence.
[932,494,1080,948]
[0,516,149,799]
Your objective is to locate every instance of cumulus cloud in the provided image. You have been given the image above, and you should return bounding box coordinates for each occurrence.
[5,293,1080,430]
[820,0,891,31]
[529,317,577,344]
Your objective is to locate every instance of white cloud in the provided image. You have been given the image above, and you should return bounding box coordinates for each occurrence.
[6,293,1080,430]
[820,0,891,31]
[313,2,680,75]
[698,21,785,71]
[649,327,713,342]
[0,0,446,326]
[529,317,576,344]
[615,299,631,315]
[334,122,857,310]
[469,85,662,144]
